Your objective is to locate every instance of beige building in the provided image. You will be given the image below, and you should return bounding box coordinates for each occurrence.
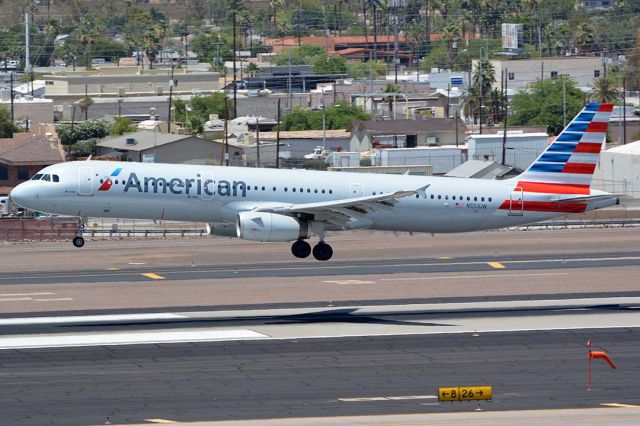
[43,67,220,98]
[476,56,604,90]
[0,98,54,127]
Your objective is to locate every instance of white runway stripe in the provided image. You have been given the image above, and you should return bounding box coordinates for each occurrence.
[0,329,268,350]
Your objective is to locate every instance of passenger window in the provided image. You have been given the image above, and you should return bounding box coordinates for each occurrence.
[52,175,60,182]
[272,187,276,191]
[474,197,477,201]
[314,189,318,193]
[437,195,441,199]
[292,188,296,192]
[31,174,43,181]
[452,196,456,200]
[445,195,449,200]
[284,187,288,192]
[481,197,485,202]
[467,196,470,201]
[329,190,333,194]
[307,188,311,193]
[489,197,492,202]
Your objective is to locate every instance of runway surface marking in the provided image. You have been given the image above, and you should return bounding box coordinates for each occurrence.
[338,395,438,402]
[0,291,73,303]
[601,403,640,408]
[323,279,377,285]
[141,273,166,280]
[144,420,178,424]
[2,254,640,283]
[0,312,187,326]
[0,292,55,297]
[380,272,568,281]
[0,329,267,350]
[488,261,506,269]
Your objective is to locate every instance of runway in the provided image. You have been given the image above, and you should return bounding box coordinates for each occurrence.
[1,227,639,424]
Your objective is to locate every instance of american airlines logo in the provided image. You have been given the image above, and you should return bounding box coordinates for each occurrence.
[120,172,247,198]
[98,168,123,191]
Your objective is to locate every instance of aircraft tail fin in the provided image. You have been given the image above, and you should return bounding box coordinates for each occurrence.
[516,102,613,195]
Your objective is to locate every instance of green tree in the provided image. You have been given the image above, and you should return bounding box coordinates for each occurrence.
[282,102,370,131]
[509,77,583,135]
[348,60,388,78]
[58,119,111,146]
[0,107,19,138]
[313,55,348,74]
[273,44,326,66]
[245,62,260,77]
[110,117,137,136]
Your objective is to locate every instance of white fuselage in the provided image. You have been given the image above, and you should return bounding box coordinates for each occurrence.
[10,160,612,234]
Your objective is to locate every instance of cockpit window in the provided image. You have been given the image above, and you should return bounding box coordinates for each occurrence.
[41,174,51,182]
[31,174,43,181]
[52,175,60,182]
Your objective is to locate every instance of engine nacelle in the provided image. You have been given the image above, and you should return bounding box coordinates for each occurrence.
[236,212,309,242]
[206,222,237,237]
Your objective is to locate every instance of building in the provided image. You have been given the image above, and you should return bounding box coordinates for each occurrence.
[242,129,351,167]
[0,98,54,127]
[348,118,464,152]
[0,127,65,194]
[576,0,613,9]
[593,141,640,199]
[43,67,220,98]
[468,132,549,171]
[95,131,243,165]
[478,57,604,91]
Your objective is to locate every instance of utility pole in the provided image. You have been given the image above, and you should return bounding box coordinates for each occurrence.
[256,118,260,167]
[501,68,508,166]
[297,0,302,46]
[10,72,14,123]
[393,12,399,85]
[167,65,175,132]
[623,76,627,145]
[479,64,483,134]
[232,8,238,117]
[455,110,459,147]
[25,11,31,75]
[276,98,281,169]
[562,75,567,128]
[223,98,229,166]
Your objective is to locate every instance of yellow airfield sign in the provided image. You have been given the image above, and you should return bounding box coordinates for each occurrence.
[438,386,492,402]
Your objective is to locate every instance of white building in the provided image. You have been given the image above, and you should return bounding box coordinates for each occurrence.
[593,141,640,199]
[476,56,604,91]
[468,132,549,171]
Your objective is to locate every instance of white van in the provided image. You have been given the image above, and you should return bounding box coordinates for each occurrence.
[0,196,9,216]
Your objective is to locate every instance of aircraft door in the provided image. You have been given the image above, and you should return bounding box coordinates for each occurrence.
[200,171,214,200]
[77,167,93,196]
[509,186,524,216]
[350,183,364,198]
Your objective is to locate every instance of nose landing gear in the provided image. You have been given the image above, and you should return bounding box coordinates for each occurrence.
[72,218,86,248]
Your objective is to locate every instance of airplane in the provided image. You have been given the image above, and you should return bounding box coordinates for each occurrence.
[10,102,618,261]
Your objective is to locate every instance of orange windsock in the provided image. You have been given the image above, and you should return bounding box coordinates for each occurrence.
[589,350,617,369]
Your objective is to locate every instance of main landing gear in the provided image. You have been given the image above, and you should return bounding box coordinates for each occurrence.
[291,239,333,261]
[72,218,86,248]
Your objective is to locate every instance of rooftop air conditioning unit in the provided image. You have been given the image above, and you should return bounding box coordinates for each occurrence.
[125,138,136,145]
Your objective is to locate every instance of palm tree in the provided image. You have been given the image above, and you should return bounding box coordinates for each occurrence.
[441,20,461,68]
[591,76,619,103]
[269,0,283,37]
[574,22,594,55]
[366,0,383,60]
[473,58,495,95]
[76,15,100,70]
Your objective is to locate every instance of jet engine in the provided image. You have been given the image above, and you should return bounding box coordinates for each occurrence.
[206,222,238,237]
[236,211,309,242]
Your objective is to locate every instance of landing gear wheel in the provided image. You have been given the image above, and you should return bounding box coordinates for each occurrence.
[312,242,333,261]
[291,239,312,258]
[72,236,85,248]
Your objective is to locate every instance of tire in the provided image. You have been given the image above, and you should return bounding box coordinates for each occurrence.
[312,242,333,261]
[72,236,85,248]
[291,239,312,258]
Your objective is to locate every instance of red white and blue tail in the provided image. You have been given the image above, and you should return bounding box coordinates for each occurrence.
[516,102,613,194]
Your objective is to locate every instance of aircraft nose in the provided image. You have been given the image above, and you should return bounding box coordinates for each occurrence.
[10,182,37,209]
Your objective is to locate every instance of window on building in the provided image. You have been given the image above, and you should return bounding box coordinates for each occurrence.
[508,72,515,81]
[594,70,600,78]
[550,71,558,78]
[0,165,7,180]
[17,166,29,180]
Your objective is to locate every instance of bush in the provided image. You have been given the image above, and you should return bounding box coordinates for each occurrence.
[58,119,111,145]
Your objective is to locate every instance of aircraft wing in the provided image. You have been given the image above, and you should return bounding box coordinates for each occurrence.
[253,185,429,228]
